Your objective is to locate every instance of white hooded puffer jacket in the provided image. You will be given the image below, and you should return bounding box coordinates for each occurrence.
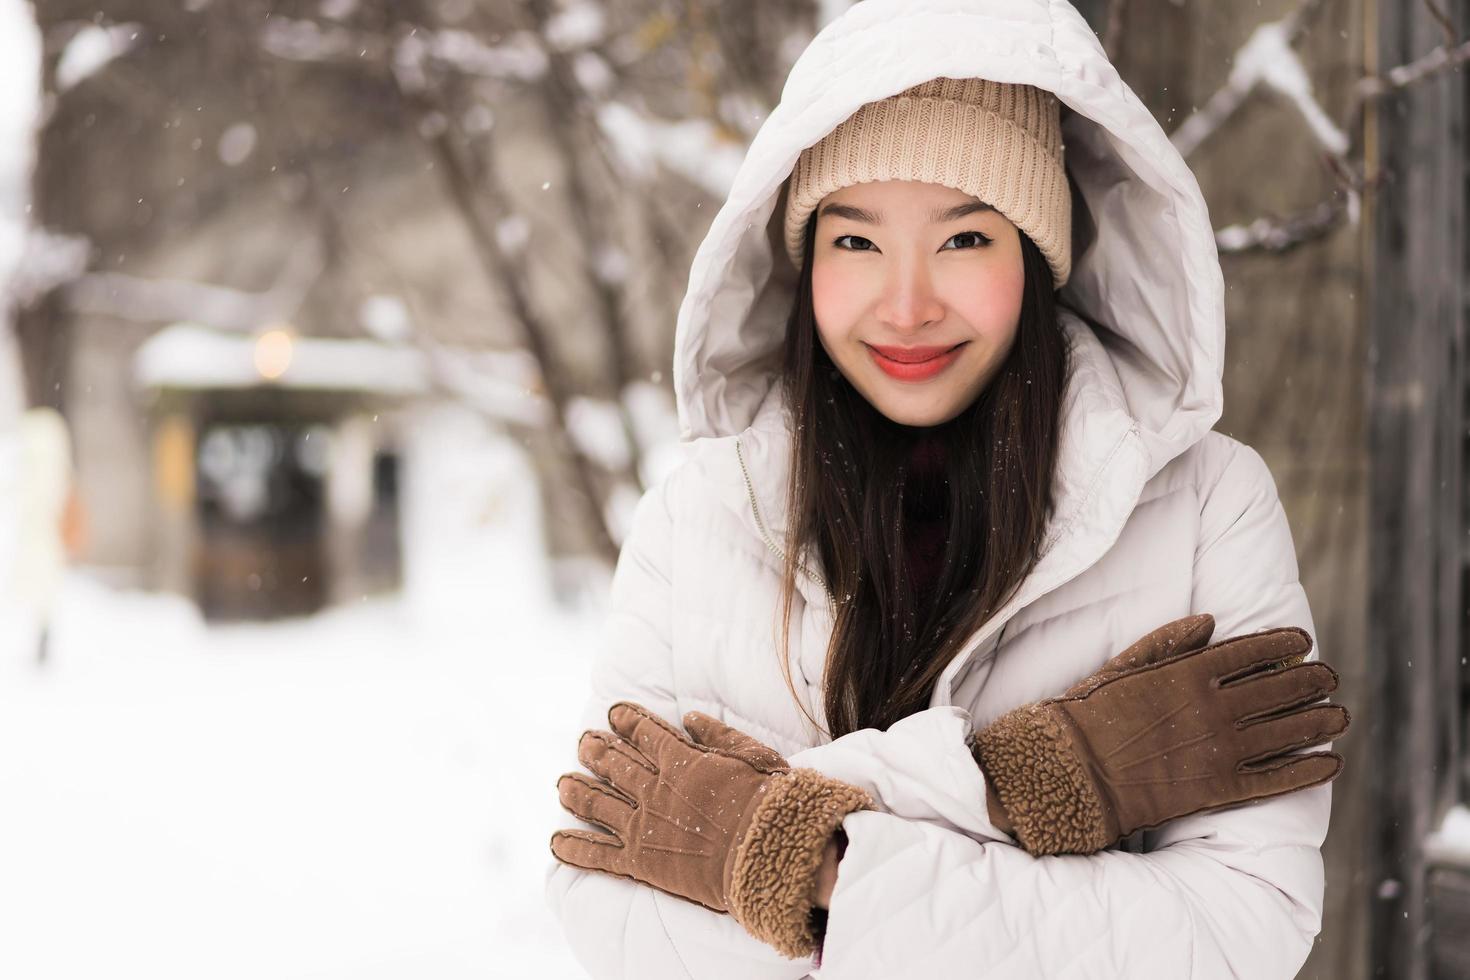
[545,1,1334,977]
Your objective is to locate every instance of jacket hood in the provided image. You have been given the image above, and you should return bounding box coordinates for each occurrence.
[671,0,1225,481]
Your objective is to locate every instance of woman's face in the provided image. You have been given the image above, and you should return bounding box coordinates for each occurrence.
[810,179,1026,427]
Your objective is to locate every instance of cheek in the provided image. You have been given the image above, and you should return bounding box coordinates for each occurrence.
[811,262,861,341]
[954,262,1025,339]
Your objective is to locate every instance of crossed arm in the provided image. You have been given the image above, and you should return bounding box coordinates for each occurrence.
[545,444,1335,979]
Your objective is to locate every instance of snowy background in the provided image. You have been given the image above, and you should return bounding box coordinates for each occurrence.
[0,3,658,975]
[0,408,609,979]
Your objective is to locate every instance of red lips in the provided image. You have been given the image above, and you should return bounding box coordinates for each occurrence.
[866,344,963,364]
[866,342,967,382]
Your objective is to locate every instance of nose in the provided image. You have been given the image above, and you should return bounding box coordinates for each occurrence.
[874,259,945,335]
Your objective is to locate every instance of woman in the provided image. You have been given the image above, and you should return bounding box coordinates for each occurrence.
[546,2,1349,977]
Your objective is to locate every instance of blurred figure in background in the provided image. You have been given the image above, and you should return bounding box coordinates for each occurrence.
[14,406,85,666]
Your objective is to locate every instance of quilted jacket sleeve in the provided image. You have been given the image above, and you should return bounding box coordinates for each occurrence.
[543,469,818,980]
[796,439,1335,979]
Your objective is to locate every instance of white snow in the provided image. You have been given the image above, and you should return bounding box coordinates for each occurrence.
[595,102,747,198]
[621,379,684,489]
[56,24,142,93]
[571,51,614,98]
[1170,18,1348,160]
[417,110,450,139]
[358,294,413,343]
[397,404,571,620]
[0,0,40,584]
[565,395,632,472]
[135,323,431,394]
[462,104,496,135]
[590,243,629,286]
[0,414,607,979]
[259,18,355,63]
[419,347,551,430]
[0,0,40,341]
[602,480,642,546]
[564,386,689,487]
[1213,223,1253,253]
[426,29,549,83]
[1232,20,1349,156]
[385,27,550,86]
[719,92,769,139]
[1426,804,1470,867]
[217,122,259,167]
[320,0,360,20]
[133,324,569,432]
[495,214,531,256]
[543,2,606,52]
[10,226,90,308]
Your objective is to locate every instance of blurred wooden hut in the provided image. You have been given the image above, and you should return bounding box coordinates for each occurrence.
[134,324,417,620]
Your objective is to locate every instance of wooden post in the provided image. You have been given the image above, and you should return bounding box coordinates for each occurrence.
[1367,1,1467,977]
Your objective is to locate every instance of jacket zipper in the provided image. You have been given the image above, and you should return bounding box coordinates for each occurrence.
[734,436,838,608]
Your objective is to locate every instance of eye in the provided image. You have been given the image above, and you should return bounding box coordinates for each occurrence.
[941,231,993,250]
[832,234,877,252]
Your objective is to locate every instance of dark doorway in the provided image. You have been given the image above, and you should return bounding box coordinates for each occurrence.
[193,421,329,620]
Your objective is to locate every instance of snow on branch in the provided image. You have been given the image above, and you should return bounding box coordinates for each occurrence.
[256,16,363,62]
[1170,12,1345,160]
[396,27,548,84]
[1176,0,1469,257]
[259,17,548,84]
[10,227,90,306]
[1355,35,1470,101]
[55,23,143,92]
[595,101,746,198]
[61,238,322,331]
[542,1,607,52]
[1214,197,1345,254]
[57,23,143,91]
[64,271,285,329]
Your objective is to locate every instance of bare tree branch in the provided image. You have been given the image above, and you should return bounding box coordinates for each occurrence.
[1214,197,1346,255]
[1102,0,1126,64]
[1355,35,1470,102]
[524,0,647,496]
[390,1,620,564]
[61,241,320,329]
[1423,0,1457,47]
[1168,0,1464,255]
[1169,0,1339,160]
[261,16,549,82]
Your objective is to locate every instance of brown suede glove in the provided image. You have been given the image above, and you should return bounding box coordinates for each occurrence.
[551,702,873,959]
[971,614,1350,856]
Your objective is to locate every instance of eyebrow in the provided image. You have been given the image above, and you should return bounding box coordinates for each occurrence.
[816,200,996,223]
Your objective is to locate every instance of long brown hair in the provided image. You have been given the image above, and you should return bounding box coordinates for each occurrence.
[775,211,1070,739]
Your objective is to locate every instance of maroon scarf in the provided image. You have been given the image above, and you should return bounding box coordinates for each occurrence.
[902,431,949,595]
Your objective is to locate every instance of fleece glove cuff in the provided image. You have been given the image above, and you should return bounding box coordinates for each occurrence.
[552,703,872,960]
[970,614,1350,856]
[728,768,872,957]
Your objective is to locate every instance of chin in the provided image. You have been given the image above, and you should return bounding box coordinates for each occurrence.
[871,397,960,428]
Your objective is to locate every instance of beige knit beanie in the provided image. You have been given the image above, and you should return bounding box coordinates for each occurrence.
[783,77,1071,289]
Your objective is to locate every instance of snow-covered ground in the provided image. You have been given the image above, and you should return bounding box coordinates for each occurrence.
[0,570,598,979]
[0,408,621,980]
